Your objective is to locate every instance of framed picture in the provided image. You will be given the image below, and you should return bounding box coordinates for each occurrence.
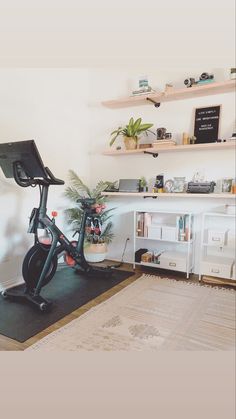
[194,105,221,143]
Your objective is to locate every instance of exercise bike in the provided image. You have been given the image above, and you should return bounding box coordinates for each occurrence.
[0,140,112,311]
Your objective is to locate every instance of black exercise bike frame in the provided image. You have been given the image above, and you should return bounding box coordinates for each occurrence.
[13,161,96,297]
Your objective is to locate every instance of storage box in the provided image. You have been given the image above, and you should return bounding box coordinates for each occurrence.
[141,252,153,263]
[147,225,162,240]
[202,256,234,279]
[161,225,177,242]
[208,229,228,246]
[159,251,187,272]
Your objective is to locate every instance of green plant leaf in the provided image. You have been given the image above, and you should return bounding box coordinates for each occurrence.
[66,170,91,197]
[132,117,142,134]
[128,117,134,127]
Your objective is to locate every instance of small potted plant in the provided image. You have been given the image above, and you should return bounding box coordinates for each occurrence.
[139,176,148,192]
[64,170,115,262]
[109,117,153,150]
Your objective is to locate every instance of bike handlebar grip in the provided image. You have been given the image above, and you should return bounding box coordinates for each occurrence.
[44,167,65,185]
[13,162,32,187]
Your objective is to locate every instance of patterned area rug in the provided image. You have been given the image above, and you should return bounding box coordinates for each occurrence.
[27,275,236,351]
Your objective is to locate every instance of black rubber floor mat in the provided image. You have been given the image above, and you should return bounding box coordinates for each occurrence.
[0,267,134,343]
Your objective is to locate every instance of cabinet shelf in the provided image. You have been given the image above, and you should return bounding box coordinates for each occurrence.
[103,141,235,156]
[136,236,193,244]
[102,80,235,109]
[199,212,235,281]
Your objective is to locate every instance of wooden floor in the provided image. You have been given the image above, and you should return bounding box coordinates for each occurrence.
[0,263,234,351]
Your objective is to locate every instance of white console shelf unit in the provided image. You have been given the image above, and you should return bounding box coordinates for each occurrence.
[199,211,236,282]
[134,210,194,278]
[101,192,235,200]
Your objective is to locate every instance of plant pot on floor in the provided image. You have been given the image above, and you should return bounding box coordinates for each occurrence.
[84,243,108,263]
[124,136,138,150]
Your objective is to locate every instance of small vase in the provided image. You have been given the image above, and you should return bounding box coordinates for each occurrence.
[124,136,138,150]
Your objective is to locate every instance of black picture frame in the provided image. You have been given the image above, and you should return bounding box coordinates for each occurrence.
[194,105,221,143]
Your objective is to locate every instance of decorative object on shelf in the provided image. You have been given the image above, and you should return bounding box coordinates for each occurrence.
[118,178,140,192]
[230,68,236,80]
[197,72,214,85]
[173,176,186,193]
[152,174,164,193]
[135,248,148,262]
[221,178,233,193]
[164,83,174,92]
[187,181,216,194]
[189,135,197,144]
[154,128,176,147]
[194,105,221,144]
[184,77,197,88]
[64,171,115,262]
[231,179,236,194]
[192,171,205,183]
[184,72,214,88]
[109,117,154,150]
[139,176,148,192]
[156,127,167,139]
[164,179,174,193]
[182,132,189,145]
[131,75,156,96]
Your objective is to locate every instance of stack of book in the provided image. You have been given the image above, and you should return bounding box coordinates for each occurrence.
[152,139,176,148]
[131,88,157,96]
[136,213,152,237]
[176,214,193,241]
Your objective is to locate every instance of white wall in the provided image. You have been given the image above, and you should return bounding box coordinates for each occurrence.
[88,68,235,271]
[0,68,235,287]
[0,69,90,288]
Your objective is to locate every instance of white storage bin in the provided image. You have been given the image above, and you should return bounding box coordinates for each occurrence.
[208,229,228,246]
[161,225,177,242]
[159,251,187,272]
[226,230,235,248]
[147,225,162,240]
[202,256,234,279]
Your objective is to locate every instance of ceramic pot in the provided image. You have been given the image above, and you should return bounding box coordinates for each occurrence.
[124,136,138,150]
[84,243,108,263]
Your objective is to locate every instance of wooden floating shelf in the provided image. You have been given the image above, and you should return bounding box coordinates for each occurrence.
[102,80,235,108]
[103,141,235,156]
[101,192,235,199]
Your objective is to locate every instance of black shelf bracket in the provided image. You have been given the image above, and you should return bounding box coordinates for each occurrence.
[143,151,159,158]
[146,97,161,108]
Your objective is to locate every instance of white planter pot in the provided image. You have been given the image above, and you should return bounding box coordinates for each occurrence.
[84,243,108,263]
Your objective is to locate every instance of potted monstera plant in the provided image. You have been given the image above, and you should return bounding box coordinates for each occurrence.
[109,117,153,150]
[64,170,115,262]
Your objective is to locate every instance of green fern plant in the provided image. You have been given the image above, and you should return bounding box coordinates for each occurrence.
[64,170,115,244]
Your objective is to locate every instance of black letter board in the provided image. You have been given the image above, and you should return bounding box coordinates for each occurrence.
[194,105,221,143]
